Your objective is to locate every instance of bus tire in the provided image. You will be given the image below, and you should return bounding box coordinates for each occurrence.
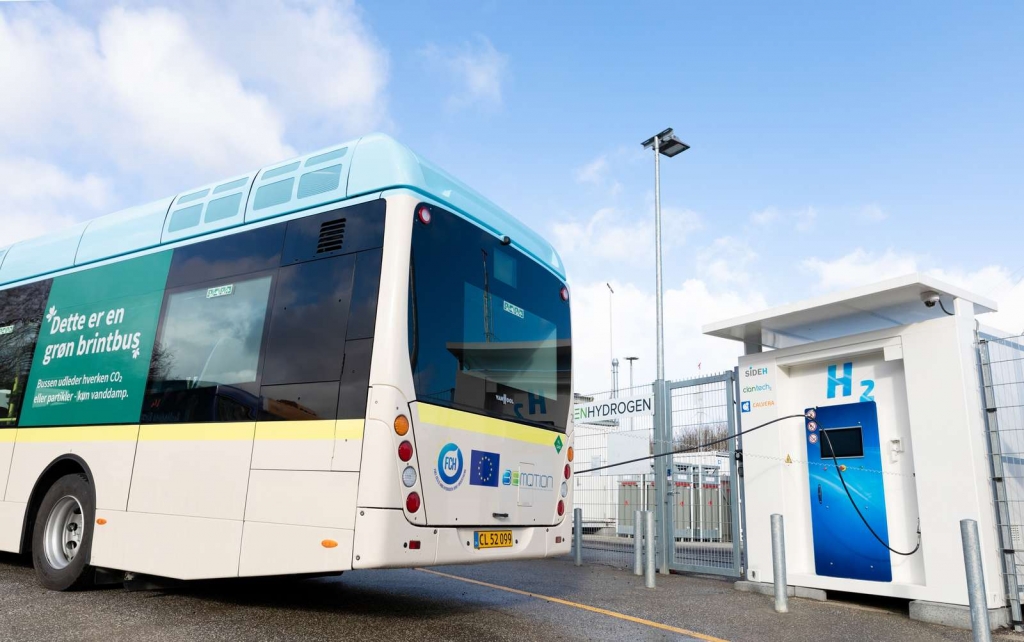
[31,473,95,591]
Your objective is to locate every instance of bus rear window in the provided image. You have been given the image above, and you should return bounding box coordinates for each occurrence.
[409,205,571,432]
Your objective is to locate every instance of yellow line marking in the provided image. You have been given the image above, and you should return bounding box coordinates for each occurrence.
[334,419,364,440]
[416,404,556,446]
[140,423,254,442]
[255,420,335,441]
[17,425,138,443]
[0,430,16,443]
[415,568,729,642]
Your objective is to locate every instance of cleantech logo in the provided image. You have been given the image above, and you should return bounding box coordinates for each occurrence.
[742,383,772,393]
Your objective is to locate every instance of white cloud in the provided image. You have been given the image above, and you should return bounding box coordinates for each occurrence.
[570,278,764,393]
[748,205,817,231]
[697,237,757,284]
[421,35,508,110]
[801,247,1024,335]
[0,157,113,246]
[859,204,887,222]
[0,1,391,243]
[575,156,609,185]
[0,6,293,180]
[552,206,702,275]
[803,249,920,291]
[184,0,390,140]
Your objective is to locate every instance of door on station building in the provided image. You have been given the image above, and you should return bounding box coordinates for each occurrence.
[806,401,892,582]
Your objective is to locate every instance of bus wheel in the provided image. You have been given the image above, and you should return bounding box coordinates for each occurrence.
[31,473,95,591]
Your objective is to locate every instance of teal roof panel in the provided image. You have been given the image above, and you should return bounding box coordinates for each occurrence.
[0,134,565,289]
[0,222,89,285]
[76,197,173,266]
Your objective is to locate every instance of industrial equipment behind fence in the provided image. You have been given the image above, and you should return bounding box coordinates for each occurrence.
[571,372,743,577]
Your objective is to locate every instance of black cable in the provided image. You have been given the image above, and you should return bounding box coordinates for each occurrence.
[938,300,955,316]
[573,407,922,557]
[818,427,921,556]
[574,413,807,475]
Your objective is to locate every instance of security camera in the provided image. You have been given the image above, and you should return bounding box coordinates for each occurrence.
[921,291,941,308]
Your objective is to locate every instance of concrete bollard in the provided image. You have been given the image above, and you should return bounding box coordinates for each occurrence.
[771,514,788,614]
[634,510,644,576]
[645,510,656,588]
[573,507,583,567]
[961,519,992,642]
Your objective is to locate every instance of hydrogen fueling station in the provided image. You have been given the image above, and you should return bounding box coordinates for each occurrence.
[703,274,1009,626]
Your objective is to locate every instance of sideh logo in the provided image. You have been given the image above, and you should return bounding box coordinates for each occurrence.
[434,443,465,491]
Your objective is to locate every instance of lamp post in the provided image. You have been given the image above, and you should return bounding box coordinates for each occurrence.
[607,282,615,392]
[641,127,689,574]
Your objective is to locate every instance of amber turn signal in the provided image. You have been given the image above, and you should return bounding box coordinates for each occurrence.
[567,446,574,463]
[394,415,410,436]
[321,539,338,549]
[96,518,107,526]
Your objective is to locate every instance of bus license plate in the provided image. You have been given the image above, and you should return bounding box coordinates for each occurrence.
[474,530,513,549]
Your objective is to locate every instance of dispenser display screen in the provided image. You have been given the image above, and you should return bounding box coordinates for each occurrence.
[820,427,864,458]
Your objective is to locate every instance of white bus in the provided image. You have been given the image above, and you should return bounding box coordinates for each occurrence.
[0,134,574,590]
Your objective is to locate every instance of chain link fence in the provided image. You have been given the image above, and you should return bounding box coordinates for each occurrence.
[570,374,742,575]
[667,373,739,573]
[571,383,654,569]
[979,331,1024,630]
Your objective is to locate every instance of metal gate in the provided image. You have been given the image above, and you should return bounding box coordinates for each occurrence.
[658,371,742,577]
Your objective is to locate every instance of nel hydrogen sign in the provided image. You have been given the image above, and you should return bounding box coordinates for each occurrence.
[573,394,654,422]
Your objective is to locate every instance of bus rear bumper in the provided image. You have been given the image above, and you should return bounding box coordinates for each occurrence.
[352,507,571,569]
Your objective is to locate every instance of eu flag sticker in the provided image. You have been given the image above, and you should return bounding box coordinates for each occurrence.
[470,450,501,487]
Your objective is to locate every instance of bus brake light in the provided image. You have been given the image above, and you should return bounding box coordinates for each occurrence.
[560,286,569,302]
[557,500,565,517]
[406,492,421,513]
[398,440,413,462]
[563,464,571,480]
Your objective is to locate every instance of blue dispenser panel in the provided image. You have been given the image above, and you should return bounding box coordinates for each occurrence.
[806,401,892,582]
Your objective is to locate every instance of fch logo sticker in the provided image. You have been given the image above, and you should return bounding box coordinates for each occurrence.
[434,443,465,491]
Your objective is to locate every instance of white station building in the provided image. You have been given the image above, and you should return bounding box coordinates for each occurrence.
[704,274,1009,627]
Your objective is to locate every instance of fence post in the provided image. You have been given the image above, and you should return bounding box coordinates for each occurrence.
[771,514,788,614]
[962,519,993,642]
[634,509,644,576]
[573,507,583,567]
[645,510,656,588]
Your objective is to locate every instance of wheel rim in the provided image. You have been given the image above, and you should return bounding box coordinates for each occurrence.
[43,496,84,570]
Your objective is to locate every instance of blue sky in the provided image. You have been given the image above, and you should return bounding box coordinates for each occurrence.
[1,1,1022,392]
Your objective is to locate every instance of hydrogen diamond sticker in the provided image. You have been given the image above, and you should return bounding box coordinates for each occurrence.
[554,435,563,453]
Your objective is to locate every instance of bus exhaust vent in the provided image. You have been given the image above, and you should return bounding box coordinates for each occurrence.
[317,218,346,253]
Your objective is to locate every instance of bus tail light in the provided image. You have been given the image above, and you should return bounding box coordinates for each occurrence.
[406,492,421,513]
[560,286,569,302]
[408,540,421,550]
[394,414,410,436]
[563,464,571,480]
[557,500,565,517]
[398,440,413,462]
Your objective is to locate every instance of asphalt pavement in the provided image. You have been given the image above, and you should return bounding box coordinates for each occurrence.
[0,551,1021,641]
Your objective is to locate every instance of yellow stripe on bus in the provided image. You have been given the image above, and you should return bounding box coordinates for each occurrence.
[255,420,335,441]
[335,419,364,440]
[139,423,254,442]
[415,404,555,446]
[0,430,17,443]
[16,425,138,443]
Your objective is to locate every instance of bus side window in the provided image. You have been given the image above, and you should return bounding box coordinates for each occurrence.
[258,255,356,421]
[142,274,274,424]
[0,280,52,427]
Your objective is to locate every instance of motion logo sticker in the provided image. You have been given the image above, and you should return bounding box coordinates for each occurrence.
[434,442,466,491]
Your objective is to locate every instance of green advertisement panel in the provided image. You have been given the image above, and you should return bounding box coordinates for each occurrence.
[20,252,172,427]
